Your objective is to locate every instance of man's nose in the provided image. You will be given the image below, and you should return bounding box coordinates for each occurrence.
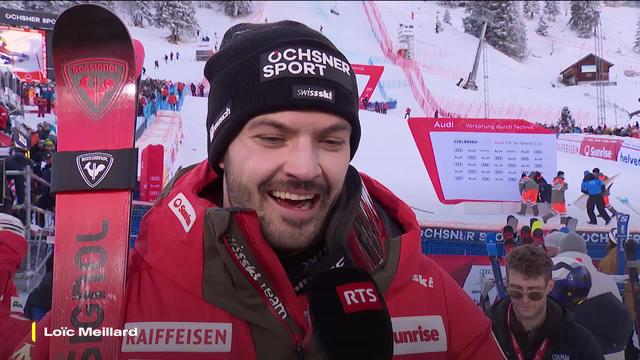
[282,139,322,181]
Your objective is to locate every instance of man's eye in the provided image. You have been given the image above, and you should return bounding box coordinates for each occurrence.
[257,135,285,145]
[322,139,346,149]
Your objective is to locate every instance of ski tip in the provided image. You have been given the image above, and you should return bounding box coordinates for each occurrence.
[53,4,132,52]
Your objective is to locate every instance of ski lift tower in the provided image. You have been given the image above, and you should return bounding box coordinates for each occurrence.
[594,11,606,127]
[397,21,415,60]
[463,9,495,91]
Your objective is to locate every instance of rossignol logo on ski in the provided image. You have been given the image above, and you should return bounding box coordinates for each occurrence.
[63,58,128,120]
[76,152,114,188]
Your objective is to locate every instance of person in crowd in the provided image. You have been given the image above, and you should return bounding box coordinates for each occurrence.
[487,244,604,359]
[167,93,177,111]
[190,82,197,96]
[598,232,640,358]
[0,101,9,133]
[542,171,568,224]
[592,168,618,218]
[517,171,539,216]
[23,255,53,321]
[581,170,610,225]
[404,106,411,119]
[138,94,147,117]
[554,232,631,359]
[5,147,35,223]
[36,96,47,118]
[154,59,159,69]
[0,213,27,312]
[542,230,562,257]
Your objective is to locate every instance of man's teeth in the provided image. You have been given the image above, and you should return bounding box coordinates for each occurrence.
[271,191,314,201]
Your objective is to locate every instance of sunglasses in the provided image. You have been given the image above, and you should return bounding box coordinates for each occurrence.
[507,289,545,301]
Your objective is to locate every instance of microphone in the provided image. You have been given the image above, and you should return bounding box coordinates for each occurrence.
[307,267,393,360]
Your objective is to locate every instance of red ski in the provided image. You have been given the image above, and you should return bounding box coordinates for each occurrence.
[49,4,138,359]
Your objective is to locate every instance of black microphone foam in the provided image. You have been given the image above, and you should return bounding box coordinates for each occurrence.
[307,267,393,360]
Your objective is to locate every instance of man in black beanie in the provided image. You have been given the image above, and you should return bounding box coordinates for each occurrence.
[2,21,505,359]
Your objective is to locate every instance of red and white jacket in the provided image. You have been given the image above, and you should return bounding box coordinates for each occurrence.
[3,161,504,359]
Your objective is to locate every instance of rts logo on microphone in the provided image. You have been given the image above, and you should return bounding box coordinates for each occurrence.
[337,282,383,314]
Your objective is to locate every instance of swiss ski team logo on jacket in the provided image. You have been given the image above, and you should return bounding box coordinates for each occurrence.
[62,58,128,120]
[76,152,114,188]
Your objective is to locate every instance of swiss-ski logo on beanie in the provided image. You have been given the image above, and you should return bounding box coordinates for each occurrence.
[259,47,355,92]
[292,85,335,103]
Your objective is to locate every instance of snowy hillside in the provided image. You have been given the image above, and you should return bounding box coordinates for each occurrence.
[131,1,640,128]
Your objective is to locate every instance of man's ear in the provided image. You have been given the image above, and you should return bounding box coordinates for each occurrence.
[218,160,224,170]
[545,279,555,294]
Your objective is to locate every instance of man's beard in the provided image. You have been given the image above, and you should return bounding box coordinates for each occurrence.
[224,166,339,254]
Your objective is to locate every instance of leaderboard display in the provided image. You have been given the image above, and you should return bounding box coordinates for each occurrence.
[409,118,556,204]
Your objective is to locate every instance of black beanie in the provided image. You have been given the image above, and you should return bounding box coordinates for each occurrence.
[204,20,361,174]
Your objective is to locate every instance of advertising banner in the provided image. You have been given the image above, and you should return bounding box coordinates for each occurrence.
[618,139,640,170]
[352,63,383,109]
[409,118,557,204]
[579,136,623,161]
[139,144,164,202]
[0,8,57,30]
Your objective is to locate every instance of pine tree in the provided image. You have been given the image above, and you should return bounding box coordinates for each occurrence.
[522,1,532,18]
[437,1,467,8]
[463,1,528,60]
[531,1,541,18]
[129,1,154,28]
[435,14,443,33]
[543,0,560,21]
[523,1,541,20]
[154,1,199,44]
[444,9,452,25]
[570,1,599,38]
[1,1,25,10]
[536,16,549,36]
[557,106,575,130]
[22,1,116,13]
[634,17,640,53]
[219,1,252,17]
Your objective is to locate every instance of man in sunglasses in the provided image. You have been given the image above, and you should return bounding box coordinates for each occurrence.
[488,244,604,359]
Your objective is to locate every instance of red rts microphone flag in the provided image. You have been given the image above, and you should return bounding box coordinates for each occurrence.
[307,267,393,360]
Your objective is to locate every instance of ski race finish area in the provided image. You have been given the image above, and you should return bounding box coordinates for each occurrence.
[409,118,556,204]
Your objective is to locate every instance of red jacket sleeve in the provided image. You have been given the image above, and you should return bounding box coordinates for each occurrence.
[439,269,506,359]
[0,231,27,312]
[0,307,38,360]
